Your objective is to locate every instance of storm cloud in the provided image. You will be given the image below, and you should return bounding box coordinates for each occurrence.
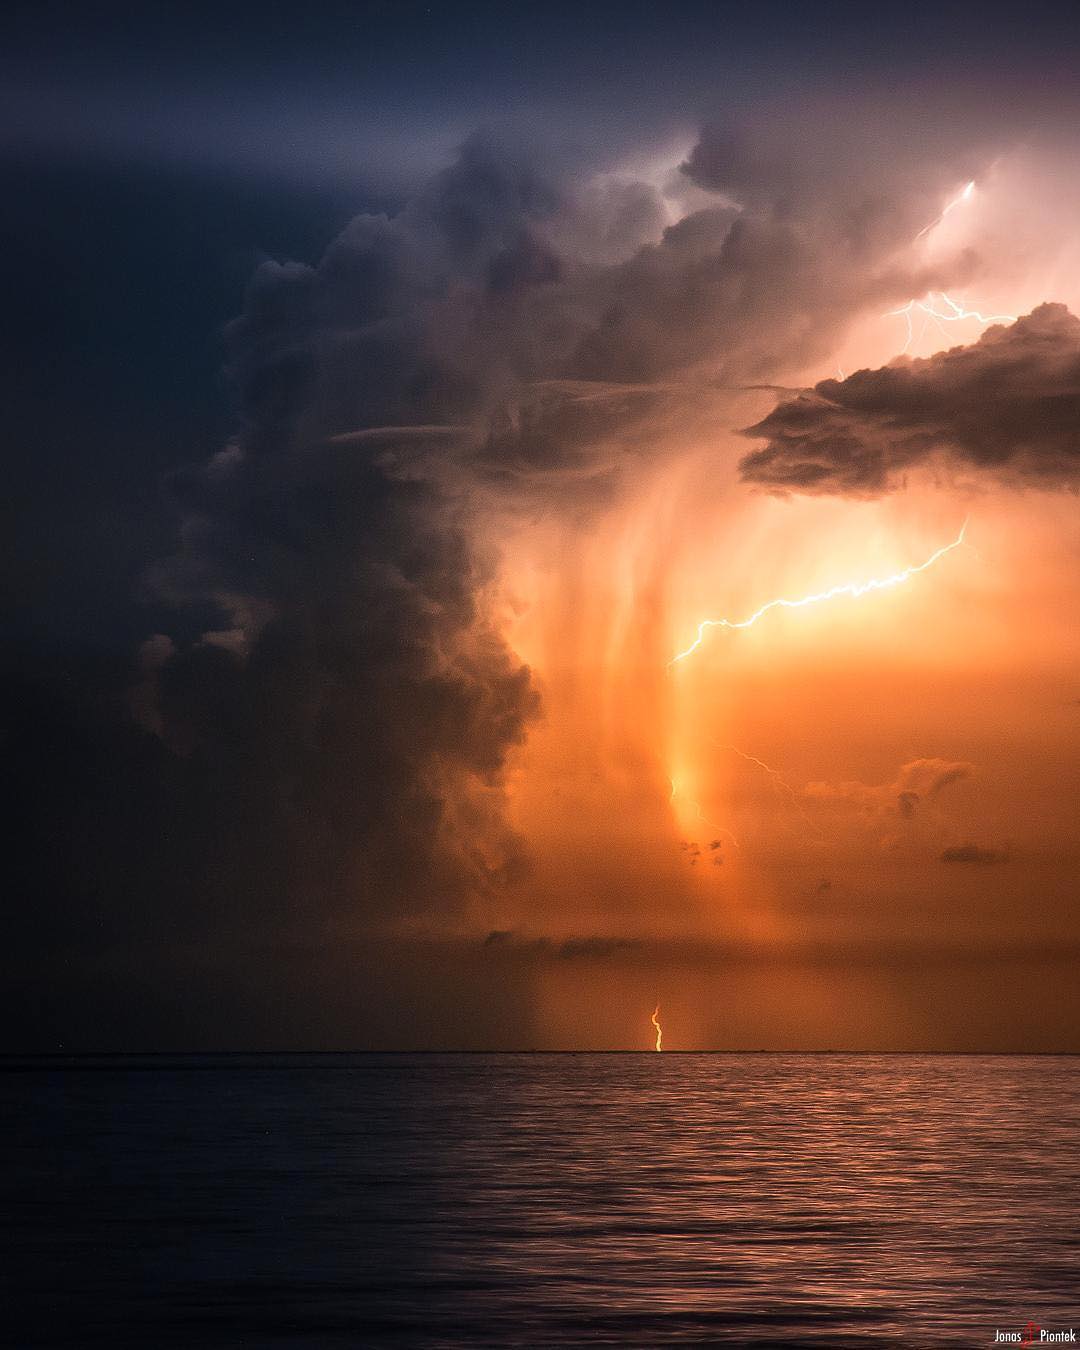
[739,303,1080,495]
[1,110,1041,1046]
[120,127,988,944]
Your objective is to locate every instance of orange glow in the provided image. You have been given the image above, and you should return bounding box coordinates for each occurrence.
[504,481,1080,1049]
[483,145,1080,1051]
[669,775,739,848]
[886,293,1017,353]
[719,744,820,837]
[651,1004,663,1051]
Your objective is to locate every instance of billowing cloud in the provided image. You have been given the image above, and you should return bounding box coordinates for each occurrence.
[137,143,576,930]
[133,130,992,942]
[2,113,1043,1047]
[739,304,1080,495]
[796,757,976,856]
[803,757,973,822]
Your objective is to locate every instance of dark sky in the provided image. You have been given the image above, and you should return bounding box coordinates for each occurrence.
[4,0,1080,1050]
[7,0,1080,644]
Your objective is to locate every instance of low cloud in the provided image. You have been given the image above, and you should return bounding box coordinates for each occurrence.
[739,304,1080,496]
[804,757,973,822]
[940,843,1010,864]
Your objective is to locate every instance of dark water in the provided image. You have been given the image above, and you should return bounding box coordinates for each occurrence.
[2,1054,1078,1347]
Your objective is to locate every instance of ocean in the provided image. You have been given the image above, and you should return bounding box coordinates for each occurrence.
[3,1053,1077,1347]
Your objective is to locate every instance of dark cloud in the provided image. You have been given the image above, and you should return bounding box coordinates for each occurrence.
[568,172,964,387]
[5,142,584,994]
[740,304,1080,495]
[941,843,1011,864]
[483,929,514,948]
[130,146,577,933]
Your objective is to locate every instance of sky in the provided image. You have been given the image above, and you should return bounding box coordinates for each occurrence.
[4,0,1080,1050]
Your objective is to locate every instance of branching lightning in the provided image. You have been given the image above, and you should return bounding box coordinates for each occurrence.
[892,180,1015,354]
[887,292,1017,355]
[651,1004,663,1052]
[669,521,969,665]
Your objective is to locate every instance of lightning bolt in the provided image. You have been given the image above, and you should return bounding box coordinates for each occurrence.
[669,521,968,666]
[669,777,740,848]
[721,744,792,785]
[651,1004,663,1052]
[913,178,974,241]
[719,743,822,838]
[896,180,1014,352]
[886,292,1016,355]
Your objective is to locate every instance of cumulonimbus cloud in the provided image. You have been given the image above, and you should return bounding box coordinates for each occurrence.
[2,113,1028,1044]
[136,128,986,938]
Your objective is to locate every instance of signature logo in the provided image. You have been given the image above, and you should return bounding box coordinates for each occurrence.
[993,1326,1076,1345]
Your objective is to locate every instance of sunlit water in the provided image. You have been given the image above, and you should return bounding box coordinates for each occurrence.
[3,1054,1078,1346]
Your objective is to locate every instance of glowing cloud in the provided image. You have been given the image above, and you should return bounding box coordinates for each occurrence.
[886,292,1017,354]
[669,776,740,848]
[720,743,821,836]
[669,521,969,665]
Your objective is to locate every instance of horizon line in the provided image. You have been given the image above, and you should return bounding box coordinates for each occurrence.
[3,1048,1077,1062]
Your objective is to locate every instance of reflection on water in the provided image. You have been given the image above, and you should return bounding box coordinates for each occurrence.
[3,1053,1078,1346]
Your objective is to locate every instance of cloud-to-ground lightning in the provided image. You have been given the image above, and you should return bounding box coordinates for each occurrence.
[669,521,969,665]
[651,1004,663,1052]
[887,292,1017,355]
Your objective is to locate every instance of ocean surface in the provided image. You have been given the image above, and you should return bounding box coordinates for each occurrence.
[2,1053,1078,1347]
